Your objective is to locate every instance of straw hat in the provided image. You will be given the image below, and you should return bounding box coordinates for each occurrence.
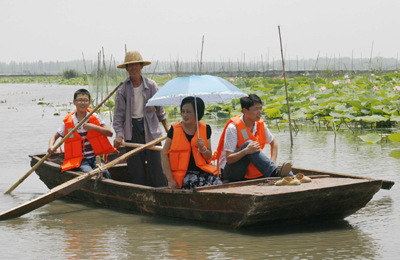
[117,50,151,69]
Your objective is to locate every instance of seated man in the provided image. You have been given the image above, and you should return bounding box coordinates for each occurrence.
[213,94,292,181]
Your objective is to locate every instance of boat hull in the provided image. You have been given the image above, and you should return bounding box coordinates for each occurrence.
[31,153,383,228]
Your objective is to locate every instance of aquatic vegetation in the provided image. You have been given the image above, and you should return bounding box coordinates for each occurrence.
[358,133,381,144]
[0,76,88,85]
[388,133,400,142]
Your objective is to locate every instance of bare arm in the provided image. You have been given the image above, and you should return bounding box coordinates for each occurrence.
[269,138,278,163]
[161,138,179,189]
[196,138,212,160]
[161,119,170,133]
[226,141,261,165]
[48,132,61,154]
[83,123,113,137]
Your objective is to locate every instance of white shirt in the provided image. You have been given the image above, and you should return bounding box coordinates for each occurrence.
[132,82,144,118]
[219,115,274,170]
[57,112,105,137]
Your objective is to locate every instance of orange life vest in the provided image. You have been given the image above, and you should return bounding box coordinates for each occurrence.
[61,110,117,172]
[213,115,266,179]
[167,121,218,188]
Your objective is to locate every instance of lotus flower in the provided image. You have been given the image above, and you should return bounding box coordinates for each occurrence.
[393,86,400,92]
[309,97,316,102]
[344,75,349,79]
[345,79,351,84]
[229,78,235,82]
[280,77,284,80]
[373,86,379,90]
[371,74,375,77]
[273,77,276,81]
[332,81,340,86]
[395,71,398,73]
[319,86,326,91]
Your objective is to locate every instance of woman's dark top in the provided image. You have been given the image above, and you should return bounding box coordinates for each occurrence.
[167,124,212,171]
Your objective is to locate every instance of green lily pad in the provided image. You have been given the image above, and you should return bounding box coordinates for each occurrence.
[358,133,381,144]
[264,108,281,118]
[388,133,400,142]
[389,150,400,159]
[390,115,400,122]
[355,115,387,123]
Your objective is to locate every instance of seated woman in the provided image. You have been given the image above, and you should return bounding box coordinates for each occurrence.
[162,96,222,190]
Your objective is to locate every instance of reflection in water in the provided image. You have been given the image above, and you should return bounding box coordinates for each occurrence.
[0,84,399,259]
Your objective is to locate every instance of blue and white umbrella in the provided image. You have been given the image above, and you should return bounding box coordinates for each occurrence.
[146,75,247,107]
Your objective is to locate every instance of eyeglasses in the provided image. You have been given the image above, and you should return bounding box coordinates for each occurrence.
[75,99,90,103]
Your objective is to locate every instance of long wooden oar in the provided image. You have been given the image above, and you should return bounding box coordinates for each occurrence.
[4,82,123,194]
[123,142,163,151]
[0,135,167,220]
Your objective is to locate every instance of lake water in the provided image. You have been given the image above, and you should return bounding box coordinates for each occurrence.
[0,83,399,259]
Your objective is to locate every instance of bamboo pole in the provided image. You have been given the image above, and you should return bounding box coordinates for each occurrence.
[3,82,123,194]
[102,47,113,122]
[82,52,89,85]
[123,142,163,151]
[199,35,204,75]
[151,60,159,80]
[278,25,293,147]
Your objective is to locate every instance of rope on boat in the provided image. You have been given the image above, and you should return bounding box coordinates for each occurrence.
[94,163,104,189]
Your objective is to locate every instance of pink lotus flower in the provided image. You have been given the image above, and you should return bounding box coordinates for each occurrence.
[319,86,326,91]
[344,75,349,79]
[373,86,378,90]
[345,79,351,83]
[393,86,400,92]
[273,77,276,81]
[229,78,235,82]
[309,97,316,102]
[280,77,284,80]
[332,81,340,86]
[395,71,398,73]
[371,74,375,77]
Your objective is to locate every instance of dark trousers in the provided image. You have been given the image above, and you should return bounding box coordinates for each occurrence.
[125,118,167,187]
[224,140,278,182]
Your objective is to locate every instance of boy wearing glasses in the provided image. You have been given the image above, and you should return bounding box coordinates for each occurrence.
[48,89,115,178]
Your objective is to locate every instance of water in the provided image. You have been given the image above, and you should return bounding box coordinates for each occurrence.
[1,84,399,259]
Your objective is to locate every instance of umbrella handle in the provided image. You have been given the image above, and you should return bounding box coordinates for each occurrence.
[194,95,200,139]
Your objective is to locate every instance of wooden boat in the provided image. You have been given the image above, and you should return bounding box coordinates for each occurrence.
[30,149,394,228]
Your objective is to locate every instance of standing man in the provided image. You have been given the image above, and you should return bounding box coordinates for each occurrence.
[213,94,292,181]
[113,50,169,187]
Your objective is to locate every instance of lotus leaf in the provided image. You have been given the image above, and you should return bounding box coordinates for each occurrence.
[216,111,230,119]
[335,104,347,111]
[264,108,281,119]
[231,111,242,117]
[358,133,381,144]
[346,100,362,108]
[388,133,400,142]
[330,112,344,118]
[275,96,286,102]
[389,150,400,159]
[291,111,307,120]
[355,115,387,122]
[390,115,400,122]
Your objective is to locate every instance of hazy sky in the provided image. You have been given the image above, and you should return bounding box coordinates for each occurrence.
[1,0,399,64]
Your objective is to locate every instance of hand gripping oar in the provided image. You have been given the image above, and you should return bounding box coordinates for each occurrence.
[3,82,123,194]
[0,135,167,220]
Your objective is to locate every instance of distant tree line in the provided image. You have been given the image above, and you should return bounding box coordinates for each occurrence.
[1,56,399,76]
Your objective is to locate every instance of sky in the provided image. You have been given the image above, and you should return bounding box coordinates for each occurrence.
[1,0,399,64]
